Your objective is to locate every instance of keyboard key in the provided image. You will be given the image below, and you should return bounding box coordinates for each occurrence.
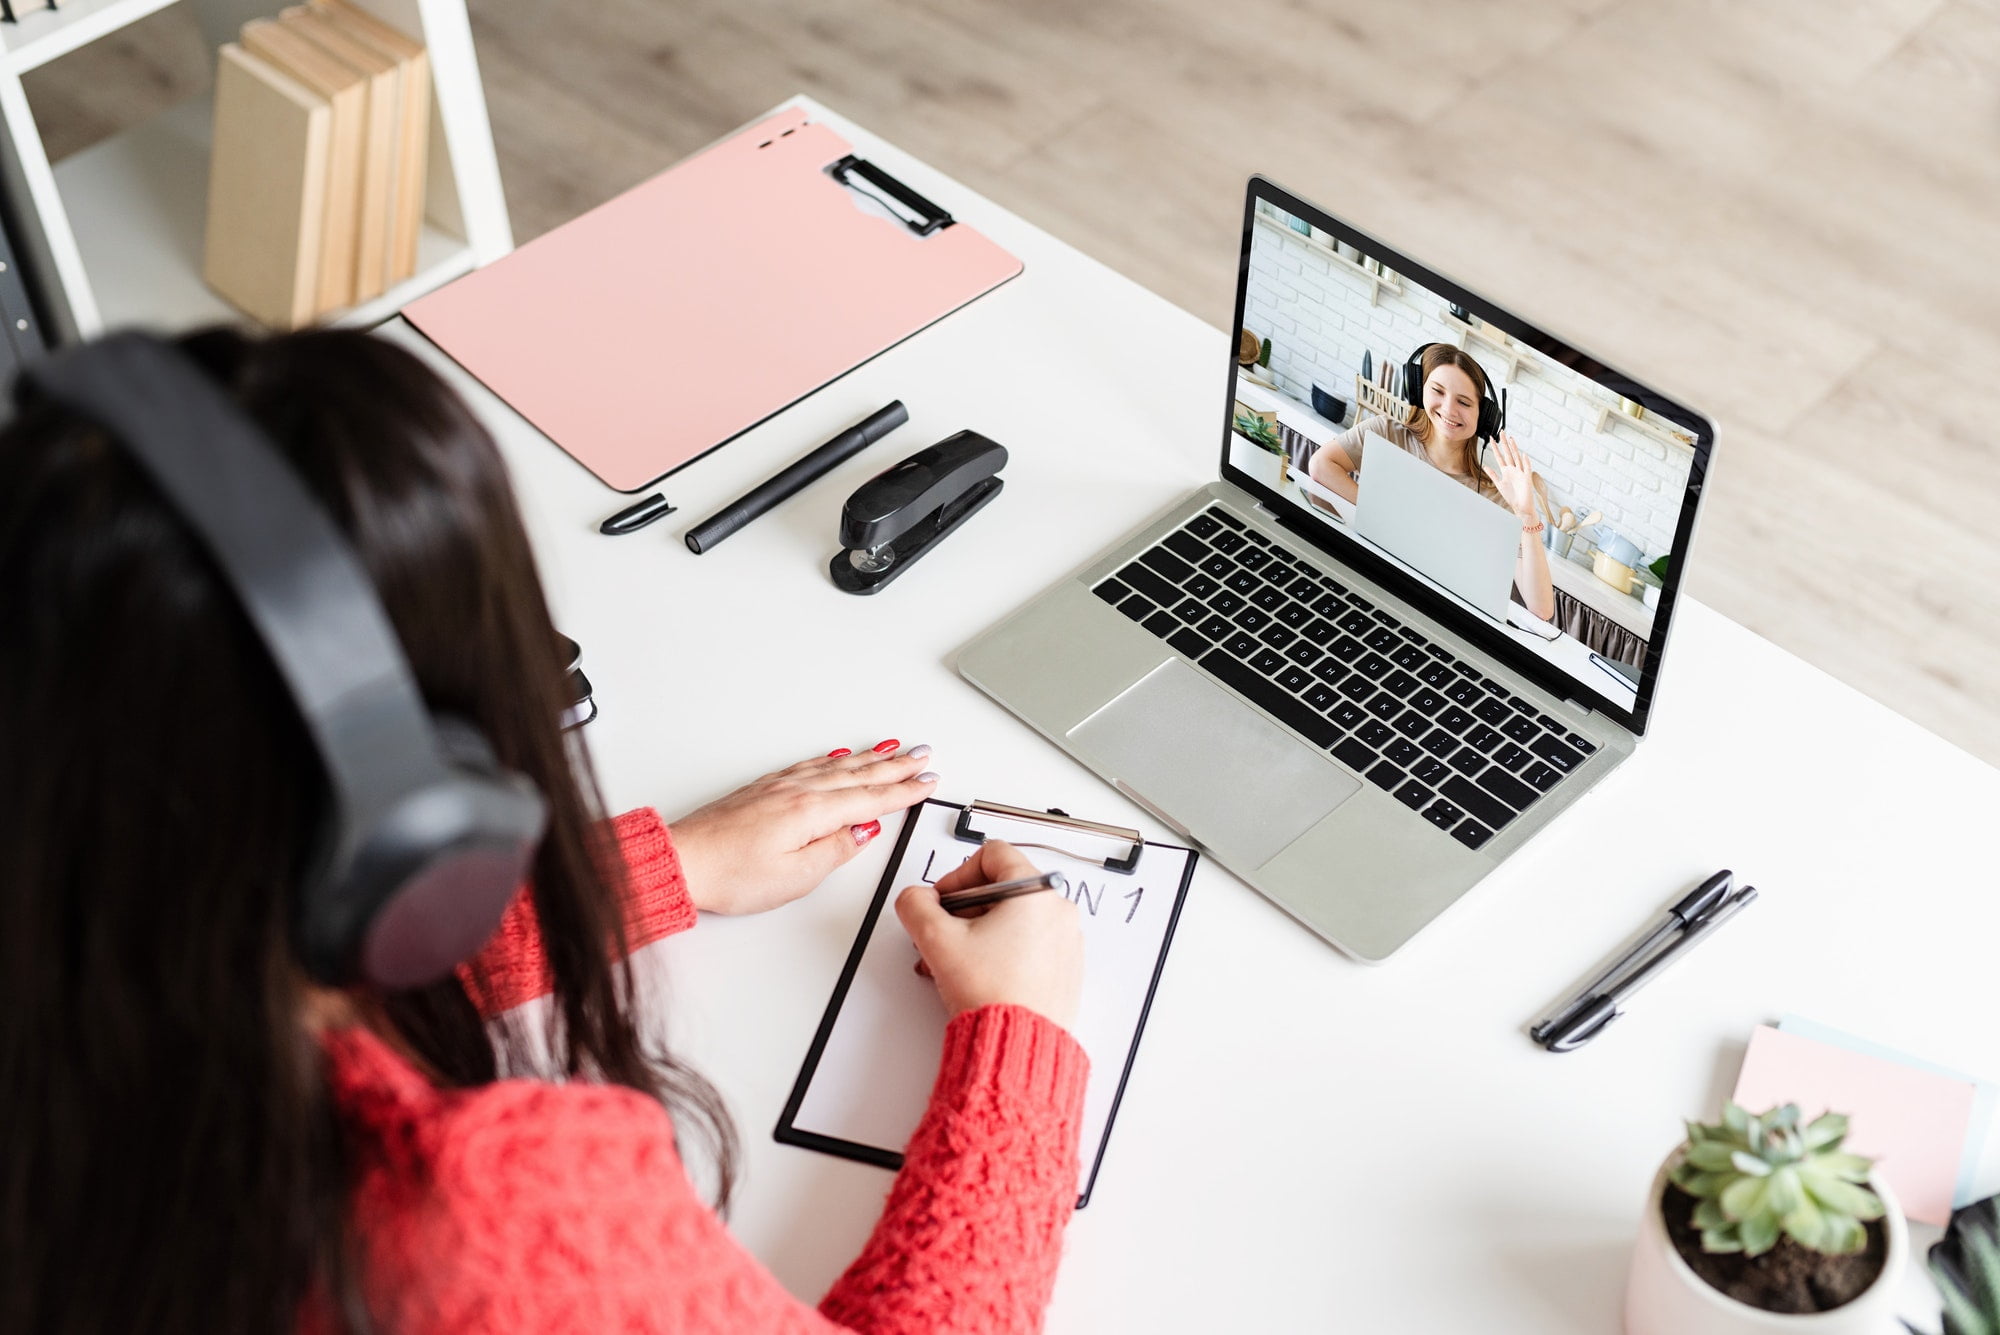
[1200,554,1236,580]
[1329,701,1367,730]
[1093,577,1132,605]
[1119,563,1181,607]
[1300,617,1338,645]
[1365,693,1402,720]
[1140,546,1197,584]
[1251,584,1289,611]
[1242,529,1269,546]
[1443,775,1514,830]
[1287,575,1321,601]
[1285,641,1323,667]
[1118,594,1155,622]
[1538,712,1566,732]
[1448,746,1487,777]
[1437,705,1475,733]
[1277,665,1312,692]
[1530,735,1586,773]
[1311,593,1346,619]
[1338,610,1373,636]
[1338,676,1374,701]
[1304,684,1339,712]
[1393,780,1432,810]
[1414,757,1451,786]
[1375,609,1401,628]
[1184,573,1221,600]
[1451,821,1493,850]
[1173,597,1206,622]
[1311,658,1350,686]
[1209,590,1245,616]
[1264,560,1295,585]
[1477,766,1536,812]
[1501,715,1540,744]
[1385,739,1421,767]
[1198,614,1234,640]
[1422,800,1464,831]
[1356,653,1393,680]
[1420,729,1459,758]
[1275,601,1311,627]
[1237,546,1273,571]
[1364,627,1399,653]
[1464,724,1503,753]
[1232,606,1271,633]
[1521,761,1562,792]
[1410,688,1447,716]
[1418,661,1454,688]
[1143,611,1179,638]
[1169,628,1208,658]
[1406,629,1428,645]
[1207,507,1244,529]
[1357,720,1395,748]
[1508,693,1535,712]
[1445,677,1484,708]
[1366,761,1403,790]
[1186,514,1221,540]
[1393,710,1431,739]
[1380,670,1421,699]
[1493,742,1531,771]
[1226,570,1260,595]
[1332,738,1374,772]
[1327,635,1366,663]
[1250,649,1287,675]
[1567,732,1599,755]
[1473,697,1511,726]
[1391,644,1429,671]
[1258,621,1297,648]
[1224,631,1259,658]
[1197,650,1341,748]
[1212,530,1246,555]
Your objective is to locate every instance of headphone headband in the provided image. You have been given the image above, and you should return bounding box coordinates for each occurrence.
[20,332,545,987]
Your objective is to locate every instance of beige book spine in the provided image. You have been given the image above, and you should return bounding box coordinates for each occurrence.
[240,18,370,315]
[280,6,403,296]
[310,0,429,278]
[202,44,331,330]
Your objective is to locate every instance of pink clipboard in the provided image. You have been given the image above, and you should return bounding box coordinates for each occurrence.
[403,108,1024,492]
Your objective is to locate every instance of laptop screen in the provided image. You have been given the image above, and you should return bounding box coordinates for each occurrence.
[1220,179,1714,735]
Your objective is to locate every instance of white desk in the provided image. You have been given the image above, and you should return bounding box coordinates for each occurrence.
[386,97,1991,1333]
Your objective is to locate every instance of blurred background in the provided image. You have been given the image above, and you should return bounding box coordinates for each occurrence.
[29,0,2000,763]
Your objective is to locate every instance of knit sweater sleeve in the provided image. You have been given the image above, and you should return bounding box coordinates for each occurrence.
[458,807,695,1018]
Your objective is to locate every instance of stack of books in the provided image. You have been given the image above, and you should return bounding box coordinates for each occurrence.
[202,0,430,329]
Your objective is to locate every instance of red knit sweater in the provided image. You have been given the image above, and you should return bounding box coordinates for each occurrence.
[307,809,1090,1334]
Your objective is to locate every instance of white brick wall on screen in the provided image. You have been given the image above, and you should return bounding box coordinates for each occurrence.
[1242,214,1693,563]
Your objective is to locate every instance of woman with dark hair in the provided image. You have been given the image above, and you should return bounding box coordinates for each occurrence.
[0,327,1086,1333]
[1306,343,1555,621]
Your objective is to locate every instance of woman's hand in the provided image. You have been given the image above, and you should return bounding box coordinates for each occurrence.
[895,841,1084,1030]
[1483,431,1541,520]
[670,742,939,916]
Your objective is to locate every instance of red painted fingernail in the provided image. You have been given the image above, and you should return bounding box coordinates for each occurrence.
[852,820,881,845]
[871,739,900,754]
[826,748,853,758]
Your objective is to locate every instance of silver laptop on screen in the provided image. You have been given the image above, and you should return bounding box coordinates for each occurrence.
[957,178,1716,961]
[1353,434,1521,624]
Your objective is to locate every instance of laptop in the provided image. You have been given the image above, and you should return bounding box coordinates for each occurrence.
[1353,434,1522,624]
[957,177,1716,962]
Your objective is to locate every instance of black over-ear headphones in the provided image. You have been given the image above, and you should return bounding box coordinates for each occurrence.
[1401,342,1505,443]
[19,332,548,989]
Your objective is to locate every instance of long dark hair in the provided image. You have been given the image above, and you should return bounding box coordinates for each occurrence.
[0,326,736,1334]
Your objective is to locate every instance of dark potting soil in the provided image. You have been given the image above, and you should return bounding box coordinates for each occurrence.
[1662,1184,1887,1315]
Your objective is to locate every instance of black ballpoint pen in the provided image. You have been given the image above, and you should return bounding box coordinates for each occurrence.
[1539,885,1759,1053]
[1531,869,1733,1044]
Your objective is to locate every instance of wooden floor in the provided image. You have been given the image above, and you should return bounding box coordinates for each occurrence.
[27,0,2000,764]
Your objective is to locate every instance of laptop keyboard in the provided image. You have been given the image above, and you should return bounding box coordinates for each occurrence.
[1090,506,1597,851]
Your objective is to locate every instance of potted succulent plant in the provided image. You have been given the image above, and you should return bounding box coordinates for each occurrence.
[1626,1102,1907,1334]
[1917,1196,2000,1335]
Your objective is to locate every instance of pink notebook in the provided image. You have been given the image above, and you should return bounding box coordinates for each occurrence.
[404,108,1024,491]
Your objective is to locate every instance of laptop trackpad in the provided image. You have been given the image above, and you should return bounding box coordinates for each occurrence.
[1068,659,1361,869]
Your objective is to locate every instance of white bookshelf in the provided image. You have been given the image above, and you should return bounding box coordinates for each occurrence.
[0,0,509,343]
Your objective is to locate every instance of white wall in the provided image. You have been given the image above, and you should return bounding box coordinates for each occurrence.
[1242,208,1693,564]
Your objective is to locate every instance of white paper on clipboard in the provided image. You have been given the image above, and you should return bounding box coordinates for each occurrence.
[776,798,1196,1206]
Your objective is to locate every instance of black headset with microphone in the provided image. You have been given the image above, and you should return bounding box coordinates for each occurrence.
[19,332,548,990]
[1400,341,1506,443]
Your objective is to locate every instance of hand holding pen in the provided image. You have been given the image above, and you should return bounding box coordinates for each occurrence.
[897,841,1083,1029]
[1532,869,1758,1052]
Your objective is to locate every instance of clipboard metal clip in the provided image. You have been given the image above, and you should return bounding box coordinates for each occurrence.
[828,155,954,236]
[953,799,1143,874]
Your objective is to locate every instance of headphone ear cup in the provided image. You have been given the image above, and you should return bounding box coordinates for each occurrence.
[432,713,501,775]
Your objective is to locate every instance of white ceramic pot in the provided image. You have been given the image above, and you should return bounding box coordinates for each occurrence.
[1625,1155,1907,1335]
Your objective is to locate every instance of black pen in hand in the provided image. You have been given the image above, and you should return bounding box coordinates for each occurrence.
[937,871,1068,917]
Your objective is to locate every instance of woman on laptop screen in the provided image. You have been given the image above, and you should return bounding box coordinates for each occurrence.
[1305,343,1555,621]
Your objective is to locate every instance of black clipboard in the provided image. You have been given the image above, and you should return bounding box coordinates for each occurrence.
[774,797,1197,1208]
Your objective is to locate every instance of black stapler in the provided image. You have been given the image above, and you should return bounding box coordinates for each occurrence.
[830,430,1006,595]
